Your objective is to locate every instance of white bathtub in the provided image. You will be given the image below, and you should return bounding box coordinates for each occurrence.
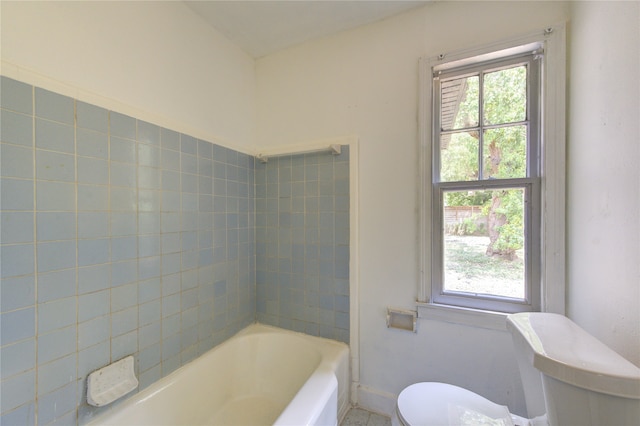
[87,324,350,426]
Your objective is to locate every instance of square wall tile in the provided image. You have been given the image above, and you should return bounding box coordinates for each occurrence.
[1,338,35,380]
[1,275,35,312]
[36,212,76,241]
[37,381,77,425]
[138,144,161,167]
[138,235,160,258]
[110,136,137,163]
[138,342,161,373]
[77,238,110,267]
[36,181,74,212]
[35,88,74,125]
[161,128,179,151]
[138,190,160,212]
[36,150,75,182]
[110,212,137,237]
[78,212,109,239]
[161,275,179,299]
[138,212,160,235]
[138,166,161,189]
[161,148,180,171]
[110,162,137,188]
[137,121,160,145]
[0,402,35,425]
[78,157,109,185]
[111,330,137,361]
[77,128,108,159]
[37,269,76,303]
[1,143,33,179]
[1,77,32,115]
[76,101,108,133]
[111,307,138,337]
[138,256,160,281]
[37,353,76,395]
[111,187,137,212]
[138,302,160,328]
[139,289,161,318]
[180,135,197,155]
[1,244,35,279]
[37,240,76,273]
[78,264,110,295]
[111,282,138,313]
[78,184,108,211]
[181,173,198,193]
[1,211,34,244]
[1,307,35,345]
[2,177,34,211]
[1,110,33,146]
[181,154,197,175]
[78,316,109,350]
[162,191,181,212]
[139,365,162,390]
[110,112,136,140]
[35,119,74,153]
[38,297,76,334]
[111,235,137,262]
[78,291,109,322]
[78,341,109,381]
[0,370,35,412]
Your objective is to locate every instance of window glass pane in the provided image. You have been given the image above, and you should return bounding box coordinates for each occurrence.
[482,125,527,179]
[483,66,526,125]
[440,132,479,182]
[441,75,479,131]
[443,188,525,299]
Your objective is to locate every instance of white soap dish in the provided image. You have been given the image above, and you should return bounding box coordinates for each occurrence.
[87,356,138,407]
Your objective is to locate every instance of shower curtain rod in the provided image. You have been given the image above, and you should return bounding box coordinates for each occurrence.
[256,144,341,163]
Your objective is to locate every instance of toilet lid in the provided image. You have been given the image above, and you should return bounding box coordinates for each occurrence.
[397,382,514,426]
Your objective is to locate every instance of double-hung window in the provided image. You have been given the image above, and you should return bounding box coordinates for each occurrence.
[419,29,566,315]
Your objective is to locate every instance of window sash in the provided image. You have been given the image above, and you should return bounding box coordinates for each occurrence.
[433,54,540,183]
[431,178,541,312]
[431,53,542,313]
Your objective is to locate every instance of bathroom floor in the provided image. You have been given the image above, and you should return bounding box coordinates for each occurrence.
[341,408,391,426]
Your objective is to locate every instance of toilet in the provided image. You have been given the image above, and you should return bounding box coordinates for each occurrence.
[394,312,640,426]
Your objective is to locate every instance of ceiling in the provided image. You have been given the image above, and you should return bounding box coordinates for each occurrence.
[184,1,431,58]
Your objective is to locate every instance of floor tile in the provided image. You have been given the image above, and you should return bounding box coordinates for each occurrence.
[341,408,391,426]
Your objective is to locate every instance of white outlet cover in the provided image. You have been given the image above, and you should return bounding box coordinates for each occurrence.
[87,356,138,407]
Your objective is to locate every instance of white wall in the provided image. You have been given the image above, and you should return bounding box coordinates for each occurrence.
[567,1,640,365]
[257,1,570,416]
[0,1,256,150]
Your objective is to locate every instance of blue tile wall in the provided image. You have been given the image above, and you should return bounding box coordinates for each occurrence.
[254,150,350,343]
[0,77,256,425]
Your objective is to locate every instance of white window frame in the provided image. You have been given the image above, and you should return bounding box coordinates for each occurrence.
[418,25,566,321]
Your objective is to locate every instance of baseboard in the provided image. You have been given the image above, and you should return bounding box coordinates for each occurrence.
[356,384,397,418]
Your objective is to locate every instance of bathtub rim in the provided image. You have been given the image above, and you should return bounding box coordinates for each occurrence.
[85,322,350,426]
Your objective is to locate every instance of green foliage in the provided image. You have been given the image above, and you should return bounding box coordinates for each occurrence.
[483,66,526,125]
[440,64,529,259]
[452,76,479,129]
[446,217,483,236]
[441,132,478,181]
[445,190,491,207]
[490,190,524,252]
[483,126,527,179]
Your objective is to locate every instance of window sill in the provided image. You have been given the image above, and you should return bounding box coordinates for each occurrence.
[416,302,508,331]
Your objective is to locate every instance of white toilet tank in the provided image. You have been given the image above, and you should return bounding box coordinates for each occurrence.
[507,313,640,426]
